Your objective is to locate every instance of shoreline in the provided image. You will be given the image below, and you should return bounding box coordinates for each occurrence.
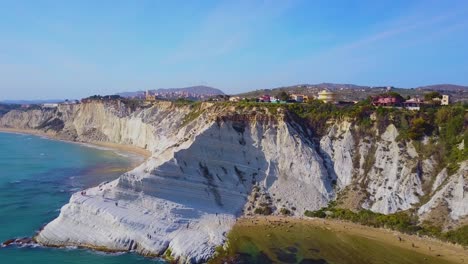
[0,127,157,256]
[237,216,467,263]
[0,127,152,162]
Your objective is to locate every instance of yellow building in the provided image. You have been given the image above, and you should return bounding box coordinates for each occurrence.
[317,90,336,103]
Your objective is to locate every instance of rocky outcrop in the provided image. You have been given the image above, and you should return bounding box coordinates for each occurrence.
[418,162,468,227]
[1,101,466,262]
[361,125,423,214]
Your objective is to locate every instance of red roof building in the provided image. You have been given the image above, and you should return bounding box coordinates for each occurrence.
[372,94,404,107]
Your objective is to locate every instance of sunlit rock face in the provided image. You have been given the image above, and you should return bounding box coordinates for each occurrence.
[1,101,466,262]
[24,103,335,262]
[418,162,468,225]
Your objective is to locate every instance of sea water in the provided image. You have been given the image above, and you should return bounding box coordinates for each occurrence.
[0,132,164,263]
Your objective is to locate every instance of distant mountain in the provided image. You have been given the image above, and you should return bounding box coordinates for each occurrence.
[416,84,468,92]
[117,85,225,98]
[156,86,225,95]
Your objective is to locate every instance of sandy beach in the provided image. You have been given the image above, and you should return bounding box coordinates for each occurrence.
[0,127,151,160]
[237,216,467,263]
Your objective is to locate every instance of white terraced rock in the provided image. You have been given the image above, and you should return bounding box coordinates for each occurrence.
[361,125,423,214]
[34,105,334,262]
[418,162,468,221]
[320,121,354,189]
[0,101,466,262]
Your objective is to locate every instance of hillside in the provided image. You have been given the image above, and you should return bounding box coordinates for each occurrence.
[0,101,466,262]
[417,84,468,92]
[117,85,225,100]
[235,83,468,102]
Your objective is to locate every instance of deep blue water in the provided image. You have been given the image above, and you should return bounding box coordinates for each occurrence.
[0,132,163,263]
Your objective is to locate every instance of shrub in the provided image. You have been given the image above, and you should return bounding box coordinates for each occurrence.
[303,202,468,246]
[280,208,291,215]
[304,209,326,218]
[254,206,272,215]
[443,225,468,245]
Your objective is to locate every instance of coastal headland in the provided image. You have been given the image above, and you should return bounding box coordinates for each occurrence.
[0,100,466,263]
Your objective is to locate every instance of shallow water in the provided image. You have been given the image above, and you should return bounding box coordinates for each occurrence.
[217,221,457,264]
[0,132,163,263]
[2,132,459,264]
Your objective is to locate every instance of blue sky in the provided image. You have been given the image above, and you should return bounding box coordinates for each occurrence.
[1,0,468,99]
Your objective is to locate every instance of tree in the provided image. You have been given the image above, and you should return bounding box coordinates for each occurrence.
[277,91,290,101]
[386,92,405,102]
[424,91,442,101]
[408,117,427,140]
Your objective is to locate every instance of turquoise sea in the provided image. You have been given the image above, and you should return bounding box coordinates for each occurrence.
[0,132,163,263]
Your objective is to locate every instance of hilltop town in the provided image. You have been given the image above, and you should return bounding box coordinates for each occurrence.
[2,83,466,113]
[0,91,466,263]
[46,86,461,113]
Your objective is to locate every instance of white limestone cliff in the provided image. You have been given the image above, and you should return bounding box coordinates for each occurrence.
[0,101,466,262]
[418,162,468,223]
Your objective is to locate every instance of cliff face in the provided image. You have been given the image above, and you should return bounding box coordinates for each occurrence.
[1,101,466,262]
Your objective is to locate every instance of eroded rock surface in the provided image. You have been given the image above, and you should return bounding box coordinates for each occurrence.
[1,101,466,262]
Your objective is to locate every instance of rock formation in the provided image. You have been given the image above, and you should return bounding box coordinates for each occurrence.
[0,101,466,262]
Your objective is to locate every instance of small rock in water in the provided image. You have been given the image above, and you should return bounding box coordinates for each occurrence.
[2,238,15,247]
[2,237,33,247]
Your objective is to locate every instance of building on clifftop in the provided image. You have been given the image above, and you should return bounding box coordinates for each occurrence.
[317,90,337,103]
[441,94,450,105]
[145,90,156,102]
[371,92,405,107]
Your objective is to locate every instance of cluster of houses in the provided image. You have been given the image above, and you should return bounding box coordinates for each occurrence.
[36,89,451,112]
[41,100,80,109]
[230,89,450,111]
[371,94,450,110]
[229,90,339,104]
[145,90,157,102]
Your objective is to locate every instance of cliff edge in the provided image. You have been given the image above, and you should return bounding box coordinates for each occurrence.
[0,101,466,262]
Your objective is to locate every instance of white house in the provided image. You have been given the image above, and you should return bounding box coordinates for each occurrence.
[42,103,59,108]
[269,96,279,103]
[441,95,450,105]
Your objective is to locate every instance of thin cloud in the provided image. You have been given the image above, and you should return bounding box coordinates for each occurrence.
[324,12,458,57]
[162,0,295,64]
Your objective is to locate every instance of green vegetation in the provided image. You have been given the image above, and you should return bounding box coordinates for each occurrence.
[173,98,197,106]
[163,247,175,262]
[386,91,406,102]
[305,203,468,246]
[83,94,148,111]
[424,91,442,101]
[83,94,123,101]
[235,99,352,136]
[443,225,468,245]
[279,207,291,215]
[277,91,290,101]
[121,98,145,111]
[0,103,24,116]
[181,102,204,127]
[305,207,419,233]
[356,101,466,175]
[230,98,467,173]
[253,206,273,215]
